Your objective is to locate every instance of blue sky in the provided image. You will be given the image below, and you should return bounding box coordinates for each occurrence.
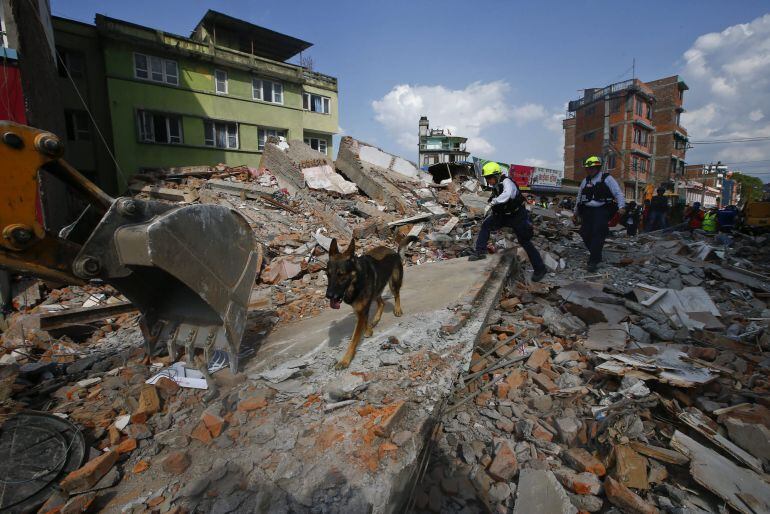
[53,0,770,179]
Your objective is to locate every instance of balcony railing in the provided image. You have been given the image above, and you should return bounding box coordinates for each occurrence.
[568,79,638,112]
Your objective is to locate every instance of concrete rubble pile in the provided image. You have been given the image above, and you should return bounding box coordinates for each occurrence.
[412,216,770,513]
[0,137,516,513]
[128,137,488,323]
[1,133,769,512]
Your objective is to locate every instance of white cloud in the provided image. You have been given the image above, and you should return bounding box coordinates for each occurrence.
[373,81,562,156]
[512,103,547,124]
[682,13,770,177]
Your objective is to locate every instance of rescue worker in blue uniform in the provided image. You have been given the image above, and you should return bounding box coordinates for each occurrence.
[469,162,547,282]
[574,156,626,272]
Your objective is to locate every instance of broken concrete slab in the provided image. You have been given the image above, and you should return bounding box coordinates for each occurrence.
[557,281,630,325]
[513,469,577,514]
[335,137,419,214]
[260,138,335,194]
[670,430,770,514]
[303,164,357,195]
[723,417,770,467]
[584,322,628,351]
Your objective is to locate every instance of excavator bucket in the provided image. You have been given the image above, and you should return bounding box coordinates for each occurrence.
[72,198,261,373]
[0,121,261,375]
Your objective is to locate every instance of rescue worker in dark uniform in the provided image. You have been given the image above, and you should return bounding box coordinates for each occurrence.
[470,162,547,282]
[573,156,626,272]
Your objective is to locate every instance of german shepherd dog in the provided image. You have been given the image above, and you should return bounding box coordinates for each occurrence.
[326,236,415,369]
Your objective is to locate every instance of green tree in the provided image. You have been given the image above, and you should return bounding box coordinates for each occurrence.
[731,172,764,201]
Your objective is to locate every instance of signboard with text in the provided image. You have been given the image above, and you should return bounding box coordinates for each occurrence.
[531,167,563,188]
[510,164,534,190]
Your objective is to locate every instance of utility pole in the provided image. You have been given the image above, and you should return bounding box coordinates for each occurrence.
[700,162,711,206]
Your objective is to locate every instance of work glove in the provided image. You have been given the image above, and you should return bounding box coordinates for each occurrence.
[617,208,626,218]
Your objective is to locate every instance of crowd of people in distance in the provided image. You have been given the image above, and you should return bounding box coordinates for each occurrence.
[530,190,738,236]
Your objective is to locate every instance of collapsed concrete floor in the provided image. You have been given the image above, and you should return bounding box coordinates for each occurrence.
[1,251,521,513]
[409,230,770,514]
[2,141,770,513]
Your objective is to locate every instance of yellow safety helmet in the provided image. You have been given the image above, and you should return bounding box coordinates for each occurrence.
[584,156,602,168]
[482,161,502,177]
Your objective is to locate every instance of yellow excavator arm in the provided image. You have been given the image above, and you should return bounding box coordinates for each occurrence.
[0,121,261,375]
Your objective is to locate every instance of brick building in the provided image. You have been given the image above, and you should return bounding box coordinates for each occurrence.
[648,76,689,183]
[563,75,688,201]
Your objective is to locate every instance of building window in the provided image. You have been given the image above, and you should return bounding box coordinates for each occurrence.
[0,8,8,48]
[258,128,287,151]
[632,157,639,171]
[610,126,618,142]
[252,78,283,104]
[215,69,228,94]
[134,53,178,85]
[610,98,622,113]
[303,93,330,114]
[583,131,595,142]
[646,103,652,119]
[607,154,616,169]
[304,137,328,154]
[137,110,182,144]
[635,99,644,116]
[204,120,238,149]
[64,110,90,141]
[675,112,681,126]
[56,47,85,78]
[679,89,684,101]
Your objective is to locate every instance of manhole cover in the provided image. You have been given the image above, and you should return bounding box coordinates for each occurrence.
[0,412,86,512]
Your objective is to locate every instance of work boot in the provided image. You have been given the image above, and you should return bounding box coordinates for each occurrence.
[586,261,599,272]
[468,252,487,262]
[531,268,547,282]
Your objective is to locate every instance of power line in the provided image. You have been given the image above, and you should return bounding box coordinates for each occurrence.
[23,0,128,185]
[690,136,770,145]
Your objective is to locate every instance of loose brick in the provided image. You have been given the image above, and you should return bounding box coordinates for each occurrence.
[532,423,554,442]
[116,438,137,455]
[604,476,659,514]
[496,381,510,399]
[201,410,225,438]
[191,422,213,444]
[553,468,601,495]
[487,439,518,481]
[60,492,96,514]
[162,451,191,475]
[526,348,550,371]
[60,450,118,493]
[499,297,521,312]
[374,401,406,438]
[532,372,558,393]
[563,447,606,476]
[137,384,160,415]
[237,396,267,412]
[506,370,527,392]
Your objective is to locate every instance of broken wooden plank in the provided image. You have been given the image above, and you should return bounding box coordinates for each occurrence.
[679,409,764,473]
[129,184,198,203]
[612,445,649,490]
[670,431,770,514]
[438,216,459,235]
[387,212,433,227]
[407,223,424,239]
[38,301,137,331]
[629,441,689,466]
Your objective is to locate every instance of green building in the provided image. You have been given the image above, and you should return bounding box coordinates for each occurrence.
[52,10,339,192]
